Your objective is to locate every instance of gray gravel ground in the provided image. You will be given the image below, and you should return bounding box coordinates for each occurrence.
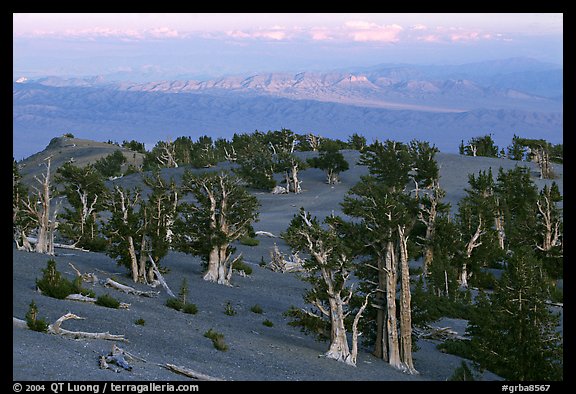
[13,150,561,382]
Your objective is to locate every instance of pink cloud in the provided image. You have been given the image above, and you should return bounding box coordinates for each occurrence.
[450,30,481,42]
[226,27,290,41]
[344,21,404,43]
[148,27,180,38]
[310,28,333,41]
[17,26,184,40]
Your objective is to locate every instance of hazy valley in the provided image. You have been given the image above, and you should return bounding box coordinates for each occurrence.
[13,57,562,161]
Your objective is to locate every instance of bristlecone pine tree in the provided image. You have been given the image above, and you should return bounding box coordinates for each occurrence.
[13,159,35,251]
[175,170,259,285]
[283,208,371,366]
[103,172,178,284]
[19,157,60,255]
[55,162,108,250]
[341,139,423,374]
[466,246,563,380]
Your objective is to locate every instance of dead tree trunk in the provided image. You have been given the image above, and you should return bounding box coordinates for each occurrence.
[385,240,402,370]
[21,157,58,255]
[460,217,484,288]
[114,186,141,283]
[536,189,561,252]
[157,138,179,168]
[290,161,302,194]
[372,253,387,360]
[325,293,352,364]
[494,198,506,250]
[417,180,443,274]
[398,225,418,374]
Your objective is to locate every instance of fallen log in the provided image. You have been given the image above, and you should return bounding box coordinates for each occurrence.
[65,293,131,309]
[48,312,128,342]
[99,344,146,373]
[162,363,225,381]
[14,313,128,342]
[255,231,278,238]
[103,278,159,298]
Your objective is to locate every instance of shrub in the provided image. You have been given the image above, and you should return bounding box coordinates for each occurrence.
[166,296,197,315]
[36,259,94,299]
[25,300,49,333]
[204,329,228,351]
[166,297,184,311]
[437,339,474,360]
[182,303,198,315]
[239,236,259,247]
[95,294,121,309]
[250,304,263,314]
[233,258,253,275]
[262,319,274,327]
[135,318,146,326]
[224,301,237,316]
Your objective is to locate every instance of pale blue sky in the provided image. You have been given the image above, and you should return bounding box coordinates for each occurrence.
[13,13,563,80]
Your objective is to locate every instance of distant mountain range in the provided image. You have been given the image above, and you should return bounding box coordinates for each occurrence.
[13,57,562,160]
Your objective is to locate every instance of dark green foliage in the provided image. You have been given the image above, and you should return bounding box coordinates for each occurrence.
[411,278,472,327]
[93,149,126,178]
[436,339,474,359]
[508,135,563,164]
[231,132,277,190]
[358,139,413,190]
[250,304,263,314]
[25,300,49,333]
[239,236,259,247]
[62,132,75,138]
[466,247,563,380]
[55,162,108,250]
[166,278,198,314]
[135,318,146,326]
[457,168,505,274]
[495,166,539,250]
[262,319,274,327]
[347,133,367,151]
[95,294,121,309]
[174,170,260,278]
[204,329,228,351]
[507,134,528,161]
[283,306,330,341]
[13,159,35,247]
[233,258,253,275]
[122,139,146,154]
[104,171,177,283]
[469,269,497,289]
[178,278,189,305]
[224,301,237,316]
[448,361,477,381]
[182,303,198,314]
[36,259,94,299]
[103,185,144,273]
[408,139,440,189]
[166,297,198,315]
[459,134,499,157]
[166,297,184,311]
[282,210,360,347]
[307,147,349,184]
